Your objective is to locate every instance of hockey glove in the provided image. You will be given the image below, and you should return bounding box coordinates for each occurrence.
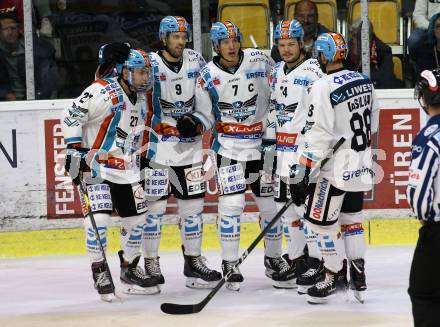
[100,42,130,64]
[176,113,203,138]
[65,143,89,185]
[289,164,311,206]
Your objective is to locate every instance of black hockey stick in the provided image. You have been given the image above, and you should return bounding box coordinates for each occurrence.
[77,176,119,300]
[160,137,346,315]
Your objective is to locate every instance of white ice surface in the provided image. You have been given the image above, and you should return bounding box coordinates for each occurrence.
[0,246,414,327]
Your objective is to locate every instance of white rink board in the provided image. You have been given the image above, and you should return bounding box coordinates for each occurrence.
[0,91,422,226]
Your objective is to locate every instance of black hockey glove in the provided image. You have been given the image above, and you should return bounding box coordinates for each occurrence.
[176,113,203,138]
[101,42,130,64]
[289,164,311,206]
[65,144,89,185]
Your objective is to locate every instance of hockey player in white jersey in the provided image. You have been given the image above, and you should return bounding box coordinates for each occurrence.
[177,21,287,291]
[99,16,222,289]
[62,49,161,301]
[143,16,222,289]
[290,32,380,304]
[264,19,325,289]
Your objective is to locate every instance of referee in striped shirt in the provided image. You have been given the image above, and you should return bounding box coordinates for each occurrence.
[407,69,440,327]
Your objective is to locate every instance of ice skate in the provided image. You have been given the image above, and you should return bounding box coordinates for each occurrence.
[119,251,161,295]
[91,261,116,302]
[297,257,324,295]
[222,260,244,291]
[144,256,165,285]
[183,247,222,289]
[350,259,367,303]
[270,254,308,289]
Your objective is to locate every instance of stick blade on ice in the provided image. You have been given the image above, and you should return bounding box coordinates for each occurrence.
[160,302,201,315]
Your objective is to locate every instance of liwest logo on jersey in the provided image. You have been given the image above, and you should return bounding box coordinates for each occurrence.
[218,95,258,122]
[312,177,330,221]
[216,121,263,139]
[246,70,267,79]
[276,132,298,152]
[160,96,195,119]
[330,79,373,106]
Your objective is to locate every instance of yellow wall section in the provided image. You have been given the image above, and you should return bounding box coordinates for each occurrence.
[0,219,420,257]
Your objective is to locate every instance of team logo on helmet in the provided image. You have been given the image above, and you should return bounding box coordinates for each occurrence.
[159,16,192,42]
[274,19,304,42]
[210,21,242,51]
[314,32,348,63]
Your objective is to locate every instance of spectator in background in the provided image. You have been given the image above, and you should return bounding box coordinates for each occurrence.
[411,13,440,79]
[271,0,328,62]
[345,19,403,89]
[0,0,23,28]
[0,13,59,100]
[408,0,440,55]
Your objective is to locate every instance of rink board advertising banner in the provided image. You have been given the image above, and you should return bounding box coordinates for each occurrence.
[0,94,423,218]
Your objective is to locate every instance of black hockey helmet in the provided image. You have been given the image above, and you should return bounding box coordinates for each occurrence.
[415,69,440,112]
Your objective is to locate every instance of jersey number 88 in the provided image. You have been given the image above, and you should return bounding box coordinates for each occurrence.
[350,109,371,152]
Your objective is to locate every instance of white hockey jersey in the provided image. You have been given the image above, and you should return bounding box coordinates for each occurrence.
[193,49,274,161]
[265,58,324,176]
[62,77,147,184]
[299,69,380,192]
[145,49,206,166]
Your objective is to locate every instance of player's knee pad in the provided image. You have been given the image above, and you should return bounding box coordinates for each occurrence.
[218,193,245,217]
[177,199,204,256]
[339,211,363,225]
[84,213,110,263]
[120,214,144,262]
[309,222,338,236]
[177,198,204,219]
[143,199,167,236]
[254,196,277,219]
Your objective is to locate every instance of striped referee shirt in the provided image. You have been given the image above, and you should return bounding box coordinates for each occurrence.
[407,114,440,222]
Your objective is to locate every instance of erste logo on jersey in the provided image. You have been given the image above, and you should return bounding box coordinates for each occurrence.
[333,71,362,85]
[246,70,267,79]
[187,70,199,79]
[293,77,311,87]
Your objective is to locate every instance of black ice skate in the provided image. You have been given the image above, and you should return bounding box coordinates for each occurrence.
[270,254,308,289]
[221,260,244,291]
[144,257,165,284]
[296,257,324,295]
[118,250,161,295]
[307,262,348,304]
[349,258,367,303]
[91,261,115,302]
[182,246,222,289]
